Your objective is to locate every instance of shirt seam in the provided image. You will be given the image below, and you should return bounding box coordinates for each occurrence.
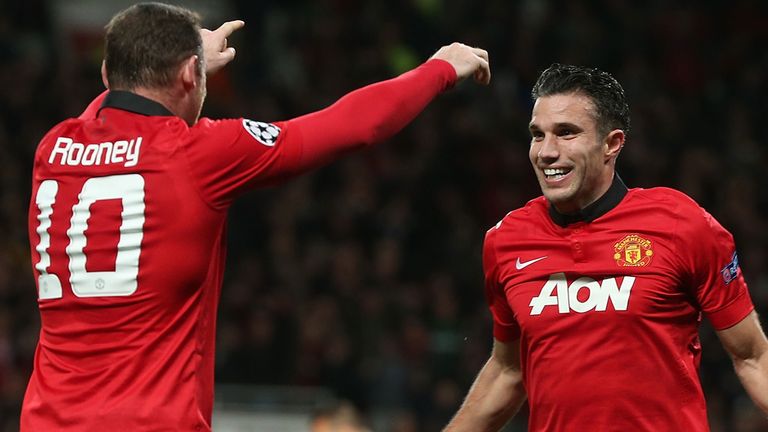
[179,123,228,213]
[488,226,519,339]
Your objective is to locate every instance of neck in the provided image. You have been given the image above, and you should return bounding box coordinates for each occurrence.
[553,168,615,214]
[120,86,197,126]
[131,87,177,115]
[547,173,628,227]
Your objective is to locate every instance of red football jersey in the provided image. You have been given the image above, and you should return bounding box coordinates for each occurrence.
[23,60,456,431]
[484,177,753,432]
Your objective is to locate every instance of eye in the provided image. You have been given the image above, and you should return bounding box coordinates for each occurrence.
[558,128,573,137]
[531,131,544,141]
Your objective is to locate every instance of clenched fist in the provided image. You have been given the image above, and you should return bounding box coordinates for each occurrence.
[430,42,490,85]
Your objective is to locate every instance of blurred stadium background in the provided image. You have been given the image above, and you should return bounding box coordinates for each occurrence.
[0,0,767,430]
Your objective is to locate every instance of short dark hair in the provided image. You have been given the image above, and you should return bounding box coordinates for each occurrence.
[531,63,630,136]
[104,2,203,90]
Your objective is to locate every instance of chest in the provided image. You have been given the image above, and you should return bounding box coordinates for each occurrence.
[495,228,696,333]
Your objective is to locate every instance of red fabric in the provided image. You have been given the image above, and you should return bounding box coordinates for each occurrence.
[184,58,456,209]
[287,59,456,176]
[78,90,108,120]
[483,187,753,432]
[23,59,456,431]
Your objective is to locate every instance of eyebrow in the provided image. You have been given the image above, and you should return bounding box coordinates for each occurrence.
[528,121,583,131]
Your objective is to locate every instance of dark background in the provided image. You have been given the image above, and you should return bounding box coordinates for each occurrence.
[0,0,766,430]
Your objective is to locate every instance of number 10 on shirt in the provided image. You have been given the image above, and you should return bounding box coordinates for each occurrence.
[33,174,145,300]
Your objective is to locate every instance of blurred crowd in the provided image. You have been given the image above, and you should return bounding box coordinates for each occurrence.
[0,0,767,431]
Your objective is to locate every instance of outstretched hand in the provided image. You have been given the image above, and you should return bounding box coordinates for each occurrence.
[430,43,490,85]
[200,20,245,75]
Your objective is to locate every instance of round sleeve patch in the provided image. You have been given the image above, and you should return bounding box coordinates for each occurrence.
[242,119,281,146]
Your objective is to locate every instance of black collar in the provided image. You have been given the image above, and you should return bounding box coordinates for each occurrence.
[548,175,628,227]
[98,90,174,117]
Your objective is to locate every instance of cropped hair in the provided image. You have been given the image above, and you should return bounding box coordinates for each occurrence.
[104,2,203,90]
[532,63,630,136]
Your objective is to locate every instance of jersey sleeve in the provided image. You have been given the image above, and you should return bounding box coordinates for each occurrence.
[182,117,301,209]
[182,59,457,209]
[283,59,456,174]
[483,227,521,341]
[675,200,754,330]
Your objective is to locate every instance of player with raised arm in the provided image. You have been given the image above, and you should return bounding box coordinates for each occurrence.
[444,64,768,431]
[23,3,490,431]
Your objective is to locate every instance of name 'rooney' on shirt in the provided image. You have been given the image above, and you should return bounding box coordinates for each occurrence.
[48,136,142,168]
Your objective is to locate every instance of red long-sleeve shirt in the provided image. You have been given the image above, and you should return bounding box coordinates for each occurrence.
[23,59,456,431]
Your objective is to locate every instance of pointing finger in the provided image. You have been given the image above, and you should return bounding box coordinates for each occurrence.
[215,20,245,38]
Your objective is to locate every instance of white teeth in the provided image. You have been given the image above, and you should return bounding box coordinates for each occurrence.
[544,168,569,176]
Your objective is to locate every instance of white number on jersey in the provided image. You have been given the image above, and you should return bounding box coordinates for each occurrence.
[33,174,146,299]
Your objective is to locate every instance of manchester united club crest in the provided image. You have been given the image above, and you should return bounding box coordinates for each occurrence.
[614,234,654,267]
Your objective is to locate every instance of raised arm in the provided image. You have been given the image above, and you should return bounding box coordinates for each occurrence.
[281,43,489,176]
[716,311,768,413]
[180,42,490,207]
[444,339,526,432]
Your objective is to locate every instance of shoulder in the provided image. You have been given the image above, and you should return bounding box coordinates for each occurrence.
[190,117,231,133]
[632,187,730,240]
[191,117,284,146]
[184,118,242,150]
[192,117,282,133]
[486,196,547,238]
[630,186,697,206]
[627,186,707,218]
[190,117,249,134]
[42,118,83,138]
[35,118,83,155]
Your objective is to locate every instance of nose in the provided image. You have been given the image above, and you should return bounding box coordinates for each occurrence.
[537,134,559,163]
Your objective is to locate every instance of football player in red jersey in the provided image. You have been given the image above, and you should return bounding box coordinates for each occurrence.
[445,64,768,431]
[22,3,490,431]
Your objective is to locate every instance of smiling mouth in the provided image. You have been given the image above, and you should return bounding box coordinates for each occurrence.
[543,168,572,180]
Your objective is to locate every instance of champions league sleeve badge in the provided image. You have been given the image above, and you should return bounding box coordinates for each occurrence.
[243,119,281,146]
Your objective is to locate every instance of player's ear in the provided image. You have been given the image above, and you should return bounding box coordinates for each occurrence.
[604,129,625,163]
[179,55,199,91]
[101,61,109,89]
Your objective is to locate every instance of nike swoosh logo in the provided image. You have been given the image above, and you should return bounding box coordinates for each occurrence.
[515,256,547,270]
